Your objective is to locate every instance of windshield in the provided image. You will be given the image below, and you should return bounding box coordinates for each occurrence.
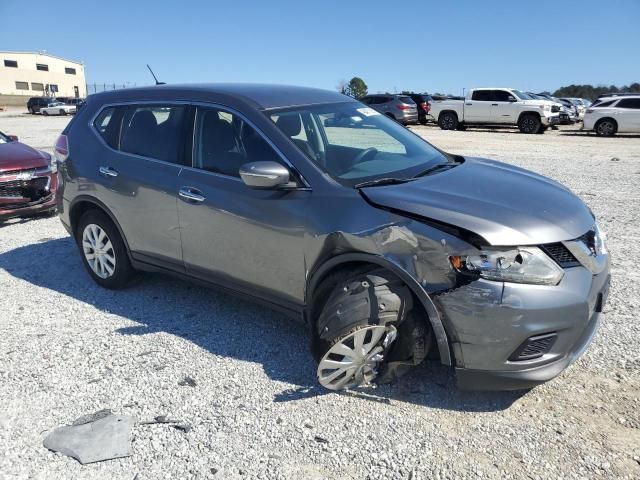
[511,90,530,100]
[0,131,8,144]
[49,102,63,107]
[269,102,448,187]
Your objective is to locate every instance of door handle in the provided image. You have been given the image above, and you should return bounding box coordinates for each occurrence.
[99,166,118,178]
[491,103,499,106]
[179,187,206,203]
[465,103,472,105]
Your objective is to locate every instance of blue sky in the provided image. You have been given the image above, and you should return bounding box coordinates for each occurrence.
[1,0,639,94]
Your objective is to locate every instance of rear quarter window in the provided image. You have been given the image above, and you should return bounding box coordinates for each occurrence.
[93,107,124,149]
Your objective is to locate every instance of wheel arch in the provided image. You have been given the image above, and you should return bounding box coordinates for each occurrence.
[516,110,541,124]
[595,116,618,129]
[306,253,452,366]
[438,110,459,122]
[69,195,133,260]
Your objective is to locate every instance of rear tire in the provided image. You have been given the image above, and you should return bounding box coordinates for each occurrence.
[385,112,397,122]
[595,118,617,137]
[28,107,34,114]
[42,110,48,116]
[518,114,541,134]
[438,112,458,130]
[76,209,135,289]
[59,109,66,116]
[313,268,429,390]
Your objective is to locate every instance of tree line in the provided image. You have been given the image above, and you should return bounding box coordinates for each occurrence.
[338,77,639,101]
[552,83,640,100]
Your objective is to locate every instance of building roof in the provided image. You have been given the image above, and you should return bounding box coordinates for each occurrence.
[0,51,83,66]
[93,83,354,110]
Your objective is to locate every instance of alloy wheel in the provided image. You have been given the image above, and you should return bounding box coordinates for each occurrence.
[317,325,397,390]
[82,224,116,279]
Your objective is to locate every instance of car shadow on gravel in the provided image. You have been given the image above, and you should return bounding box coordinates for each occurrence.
[0,237,525,412]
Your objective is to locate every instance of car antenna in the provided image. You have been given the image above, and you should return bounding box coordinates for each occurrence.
[146,64,166,85]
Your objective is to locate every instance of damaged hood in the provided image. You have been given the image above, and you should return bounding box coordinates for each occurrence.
[0,141,50,171]
[361,157,594,246]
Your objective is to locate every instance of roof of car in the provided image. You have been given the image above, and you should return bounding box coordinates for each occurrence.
[90,83,355,110]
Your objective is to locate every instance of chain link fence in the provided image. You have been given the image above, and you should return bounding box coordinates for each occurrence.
[85,83,145,95]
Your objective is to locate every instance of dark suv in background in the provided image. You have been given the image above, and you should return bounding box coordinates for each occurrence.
[55,84,610,392]
[359,94,419,124]
[27,97,56,114]
[405,93,432,124]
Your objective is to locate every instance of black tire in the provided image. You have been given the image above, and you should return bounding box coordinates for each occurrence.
[536,125,548,135]
[59,109,66,116]
[313,268,430,389]
[438,111,458,130]
[42,110,48,116]
[28,107,34,114]
[595,118,617,137]
[75,209,135,289]
[385,112,397,122]
[518,113,541,134]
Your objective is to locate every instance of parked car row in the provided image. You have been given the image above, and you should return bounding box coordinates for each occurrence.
[26,96,84,116]
[425,87,626,134]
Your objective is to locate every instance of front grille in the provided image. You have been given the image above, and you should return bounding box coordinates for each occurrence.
[542,242,580,267]
[509,333,557,361]
[0,177,49,199]
[551,105,560,113]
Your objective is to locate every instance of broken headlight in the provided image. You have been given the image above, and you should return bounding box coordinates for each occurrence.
[450,247,564,286]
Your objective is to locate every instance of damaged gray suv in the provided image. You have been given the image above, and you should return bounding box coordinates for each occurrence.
[55,84,610,391]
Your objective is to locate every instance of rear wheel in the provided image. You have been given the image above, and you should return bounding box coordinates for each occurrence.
[76,210,135,289]
[595,118,617,137]
[28,107,35,114]
[314,268,430,390]
[438,111,458,130]
[518,114,541,134]
[385,112,397,122]
[42,110,48,116]
[59,109,66,116]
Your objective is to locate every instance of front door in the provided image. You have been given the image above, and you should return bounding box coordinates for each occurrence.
[490,89,519,124]
[177,106,310,305]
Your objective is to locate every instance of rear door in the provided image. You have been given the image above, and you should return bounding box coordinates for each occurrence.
[614,98,640,131]
[465,90,493,121]
[177,105,309,305]
[91,104,186,270]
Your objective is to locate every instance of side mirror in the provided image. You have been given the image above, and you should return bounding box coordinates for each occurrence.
[239,161,292,189]
[508,96,517,102]
[7,135,18,142]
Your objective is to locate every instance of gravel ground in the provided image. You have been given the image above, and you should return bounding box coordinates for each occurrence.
[1,109,639,479]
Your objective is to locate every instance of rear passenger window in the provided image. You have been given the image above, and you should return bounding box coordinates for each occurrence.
[471,90,491,101]
[193,107,282,177]
[93,107,122,149]
[616,98,640,109]
[120,106,186,164]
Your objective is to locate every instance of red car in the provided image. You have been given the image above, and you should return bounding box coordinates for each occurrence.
[0,131,58,221]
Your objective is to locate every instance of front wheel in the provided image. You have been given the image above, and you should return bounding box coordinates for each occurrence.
[518,114,541,134]
[42,110,49,116]
[438,112,458,130]
[314,268,429,390]
[595,119,617,137]
[76,210,135,289]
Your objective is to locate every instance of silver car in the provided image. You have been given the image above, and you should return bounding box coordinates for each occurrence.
[359,94,419,125]
[57,84,610,392]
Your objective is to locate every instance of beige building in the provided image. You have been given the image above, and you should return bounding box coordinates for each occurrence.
[0,51,86,106]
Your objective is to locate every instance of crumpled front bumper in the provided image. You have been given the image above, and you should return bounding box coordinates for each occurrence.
[434,263,610,391]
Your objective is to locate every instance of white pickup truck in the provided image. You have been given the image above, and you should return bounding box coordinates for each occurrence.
[429,88,561,134]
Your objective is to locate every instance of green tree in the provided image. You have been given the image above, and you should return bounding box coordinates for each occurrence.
[553,83,639,100]
[344,77,368,99]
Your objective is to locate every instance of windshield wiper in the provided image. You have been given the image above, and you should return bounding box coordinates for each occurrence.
[354,177,414,189]
[413,162,459,178]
